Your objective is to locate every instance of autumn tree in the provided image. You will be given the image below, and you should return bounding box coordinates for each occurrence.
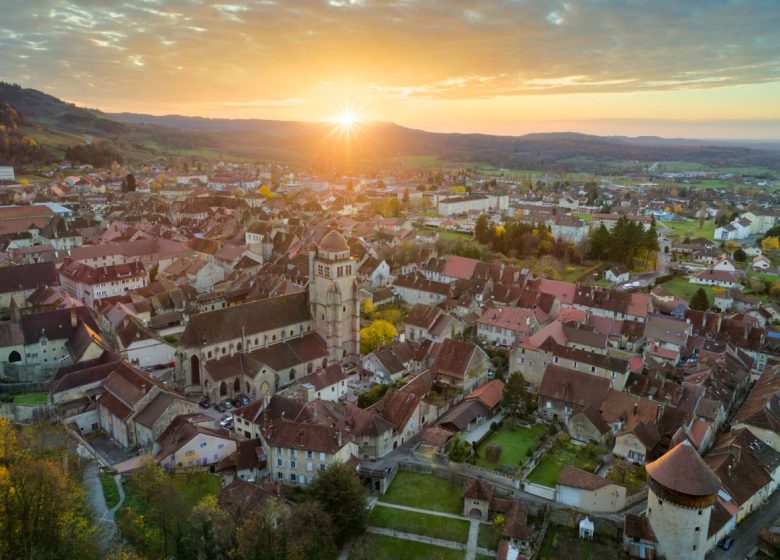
[761,236,780,251]
[123,172,137,192]
[359,319,397,354]
[287,501,338,560]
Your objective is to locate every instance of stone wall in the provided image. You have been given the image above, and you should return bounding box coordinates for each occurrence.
[0,362,63,383]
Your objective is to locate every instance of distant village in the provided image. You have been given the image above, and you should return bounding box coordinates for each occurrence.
[1,158,779,560]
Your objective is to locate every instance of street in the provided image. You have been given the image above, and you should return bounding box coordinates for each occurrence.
[707,490,780,559]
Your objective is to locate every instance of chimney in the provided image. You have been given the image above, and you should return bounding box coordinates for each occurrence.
[633,403,638,416]
[399,333,405,343]
[70,308,77,328]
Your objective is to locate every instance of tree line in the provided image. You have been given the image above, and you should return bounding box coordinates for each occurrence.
[587,217,659,268]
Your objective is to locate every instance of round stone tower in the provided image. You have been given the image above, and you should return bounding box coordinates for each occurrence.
[645,440,721,560]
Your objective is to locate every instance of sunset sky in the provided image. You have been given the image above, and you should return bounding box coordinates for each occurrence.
[2,0,780,138]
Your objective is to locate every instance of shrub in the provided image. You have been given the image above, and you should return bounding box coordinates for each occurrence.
[485,444,502,463]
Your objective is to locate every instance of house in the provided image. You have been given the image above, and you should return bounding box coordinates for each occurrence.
[731,366,780,451]
[404,303,463,342]
[537,365,611,423]
[556,465,627,512]
[704,428,780,525]
[0,261,60,309]
[266,418,357,484]
[753,254,772,271]
[361,338,416,383]
[217,439,266,483]
[155,414,237,470]
[605,265,630,284]
[296,363,348,402]
[358,257,391,288]
[690,269,741,289]
[114,315,175,369]
[613,421,660,464]
[59,259,148,307]
[430,339,490,395]
[567,406,611,446]
[476,306,541,347]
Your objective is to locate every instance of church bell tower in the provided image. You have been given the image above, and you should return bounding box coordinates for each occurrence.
[309,228,360,363]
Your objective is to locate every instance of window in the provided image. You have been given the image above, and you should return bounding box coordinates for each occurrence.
[306,451,313,459]
[319,464,326,471]
[200,442,207,448]
[553,357,559,364]
[277,472,283,479]
[319,452,326,460]
[290,461,296,469]
[277,459,282,467]
[590,366,596,373]
[290,473,296,481]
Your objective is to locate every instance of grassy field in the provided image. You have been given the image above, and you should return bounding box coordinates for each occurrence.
[11,392,48,405]
[475,423,546,470]
[351,534,464,560]
[527,441,605,488]
[655,161,706,172]
[379,471,463,514]
[478,522,500,550]
[659,277,717,303]
[368,505,470,542]
[415,227,473,241]
[100,473,121,509]
[658,218,716,240]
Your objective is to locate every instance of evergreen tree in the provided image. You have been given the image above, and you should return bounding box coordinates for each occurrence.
[475,213,490,244]
[733,248,747,262]
[588,223,610,260]
[690,287,710,311]
[123,173,136,192]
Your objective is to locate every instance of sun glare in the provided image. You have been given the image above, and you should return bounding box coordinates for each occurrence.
[335,109,359,129]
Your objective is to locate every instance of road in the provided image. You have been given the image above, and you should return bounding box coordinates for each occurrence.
[707,490,780,559]
[83,462,126,553]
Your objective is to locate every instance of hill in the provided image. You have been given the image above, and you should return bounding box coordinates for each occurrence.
[2,81,780,171]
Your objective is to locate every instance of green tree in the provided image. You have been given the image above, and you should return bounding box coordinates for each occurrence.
[123,173,137,192]
[233,497,289,560]
[690,287,710,311]
[502,372,532,417]
[733,248,747,262]
[587,224,610,260]
[308,463,368,546]
[448,433,472,462]
[287,501,338,560]
[474,213,490,244]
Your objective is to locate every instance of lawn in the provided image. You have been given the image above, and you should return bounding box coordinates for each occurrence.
[475,423,546,470]
[351,534,463,560]
[415,227,473,241]
[11,392,48,405]
[100,473,121,509]
[368,505,470,543]
[478,522,500,550]
[659,277,717,303]
[659,218,716,240]
[527,441,605,488]
[379,471,463,514]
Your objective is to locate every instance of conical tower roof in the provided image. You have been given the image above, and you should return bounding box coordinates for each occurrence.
[646,440,720,497]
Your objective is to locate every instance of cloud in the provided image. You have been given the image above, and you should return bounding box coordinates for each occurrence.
[0,0,778,128]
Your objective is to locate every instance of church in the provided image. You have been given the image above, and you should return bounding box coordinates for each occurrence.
[176,230,360,403]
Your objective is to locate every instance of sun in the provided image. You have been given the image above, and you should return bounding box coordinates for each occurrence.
[335,109,359,129]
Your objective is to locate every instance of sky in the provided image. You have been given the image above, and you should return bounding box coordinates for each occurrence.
[2,0,780,138]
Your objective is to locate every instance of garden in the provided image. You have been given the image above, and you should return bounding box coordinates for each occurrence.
[350,534,463,560]
[475,421,547,473]
[606,459,647,494]
[527,438,606,488]
[368,505,470,542]
[378,470,463,514]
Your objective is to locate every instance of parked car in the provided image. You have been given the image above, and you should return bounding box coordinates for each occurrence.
[219,415,234,428]
[238,395,251,406]
[214,402,226,413]
[222,400,233,410]
[198,398,211,409]
[718,537,734,550]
